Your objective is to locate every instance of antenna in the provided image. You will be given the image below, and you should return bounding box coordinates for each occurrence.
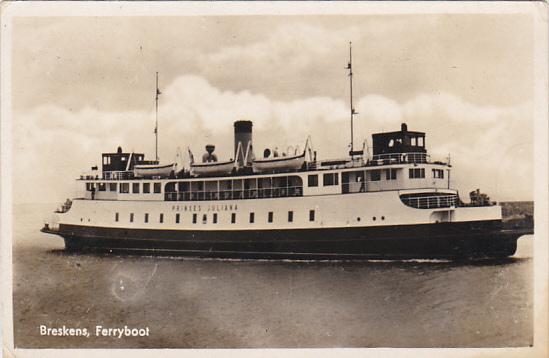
[346,42,358,154]
[154,72,161,162]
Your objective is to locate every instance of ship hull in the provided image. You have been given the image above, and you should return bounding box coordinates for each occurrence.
[42,220,527,259]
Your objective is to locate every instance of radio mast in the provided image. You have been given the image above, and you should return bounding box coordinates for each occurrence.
[346,42,358,155]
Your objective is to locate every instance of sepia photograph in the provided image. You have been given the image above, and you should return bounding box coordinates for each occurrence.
[1,1,547,357]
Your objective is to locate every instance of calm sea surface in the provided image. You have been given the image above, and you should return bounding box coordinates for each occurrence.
[12,203,533,348]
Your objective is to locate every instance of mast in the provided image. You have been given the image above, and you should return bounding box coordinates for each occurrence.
[346,42,357,154]
[154,72,161,161]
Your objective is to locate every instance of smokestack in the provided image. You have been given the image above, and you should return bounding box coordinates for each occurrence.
[234,120,253,167]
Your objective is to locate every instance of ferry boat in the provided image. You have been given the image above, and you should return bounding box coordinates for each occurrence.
[41,46,532,259]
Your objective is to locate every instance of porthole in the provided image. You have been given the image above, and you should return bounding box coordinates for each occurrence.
[372,217,376,221]
[357,217,361,222]
[381,216,385,220]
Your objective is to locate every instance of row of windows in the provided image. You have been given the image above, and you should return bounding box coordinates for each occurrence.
[91,166,444,194]
[119,182,162,194]
[408,168,445,179]
[307,173,339,187]
[432,169,445,179]
[87,182,162,194]
[115,210,316,224]
[369,168,398,182]
[308,170,399,186]
[409,168,425,179]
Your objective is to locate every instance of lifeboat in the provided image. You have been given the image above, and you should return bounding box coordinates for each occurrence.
[190,160,236,176]
[133,163,176,178]
[252,151,306,173]
[189,145,237,177]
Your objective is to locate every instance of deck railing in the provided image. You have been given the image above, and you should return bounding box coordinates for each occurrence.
[371,152,430,165]
[102,171,135,180]
[164,185,304,201]
[400,194,458,209]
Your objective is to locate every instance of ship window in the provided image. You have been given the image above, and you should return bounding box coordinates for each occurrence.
[98,183,106,191]
[308,175,318,187]
[175,213,180,224]
[418,137,424,147]
[388,139,394,147]
[249,212,255,223]
[144,213,149,223]
[109,183,117,192]
[165,182,176,193]
[132,183,140,193]
[159,213,164,223]
[115,212,119,222]
[268,211,273,223]
[309,210,315,222]
[130,213,134,222]
[370,170,381,181]
[178,182,188,192]
[411,137,417,146]
[192,213,197,224]
[213,213,218,224]
[202,214,207,224]
[231,213,236,224]
[288,211,293,222]
[409,168,425,179]
[432,169,444,179]
[386,168,397,180]
[120,183,129,193]
[143,183,150,193]
[154,183,161,193]
[323,173,339,186]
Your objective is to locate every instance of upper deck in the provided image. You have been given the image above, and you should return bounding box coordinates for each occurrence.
[77,122,454,203]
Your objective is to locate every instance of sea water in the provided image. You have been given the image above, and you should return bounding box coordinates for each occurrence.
[11,203,533,348]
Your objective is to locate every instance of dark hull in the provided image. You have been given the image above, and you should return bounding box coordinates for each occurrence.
[41,220,531,260]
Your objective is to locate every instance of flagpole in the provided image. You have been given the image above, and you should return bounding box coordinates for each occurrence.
[155,72,159,162]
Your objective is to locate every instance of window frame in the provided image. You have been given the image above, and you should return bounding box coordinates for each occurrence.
[323,173,339,186]
[143,183,151,193]
[308,174,319,187]
[153,182,161,194]
[370,170,381,181]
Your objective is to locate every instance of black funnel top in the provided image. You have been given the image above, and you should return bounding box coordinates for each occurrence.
[234,120,253,133]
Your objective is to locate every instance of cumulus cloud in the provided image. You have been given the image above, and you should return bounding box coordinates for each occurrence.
[12,75,532,204]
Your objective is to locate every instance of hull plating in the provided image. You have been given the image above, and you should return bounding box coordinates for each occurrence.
[42,220,528,259]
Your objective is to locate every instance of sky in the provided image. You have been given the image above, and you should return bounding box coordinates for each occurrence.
[10,14,535,203]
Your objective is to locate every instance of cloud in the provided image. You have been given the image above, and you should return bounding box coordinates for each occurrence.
[12,15,533,114]
[12,75,532,204]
